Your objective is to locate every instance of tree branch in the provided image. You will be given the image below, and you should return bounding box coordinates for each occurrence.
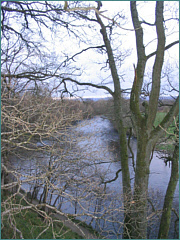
[140,20,155,26]
[66,45,106,62]
[147,1,166,130]
[146,40,179,60]
[62,77,114,96]
[101,168,122,184]
[151,95,179,141]
[130,1,147,126]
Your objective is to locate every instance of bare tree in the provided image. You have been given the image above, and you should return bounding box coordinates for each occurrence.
[60,1,179,238]
[1,1,179,239]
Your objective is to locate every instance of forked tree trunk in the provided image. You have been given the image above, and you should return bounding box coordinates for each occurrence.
[129,2,166,238]
[95,1,179,239]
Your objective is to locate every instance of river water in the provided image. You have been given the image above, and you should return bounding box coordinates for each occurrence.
[10,116,179,239]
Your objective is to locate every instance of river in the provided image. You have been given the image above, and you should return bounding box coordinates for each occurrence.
[10,116,179,239]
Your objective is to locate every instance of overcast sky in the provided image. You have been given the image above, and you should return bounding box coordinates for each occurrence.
[25,1,178,99]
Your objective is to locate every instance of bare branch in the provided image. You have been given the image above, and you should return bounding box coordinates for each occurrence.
[65,45,106,62]
[62,77,114,96]
[146,40,179,60]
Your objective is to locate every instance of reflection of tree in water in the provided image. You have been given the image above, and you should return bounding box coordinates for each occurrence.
[2,113,178,238]
[1,1,179,238]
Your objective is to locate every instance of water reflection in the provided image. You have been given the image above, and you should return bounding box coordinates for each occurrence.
[10,116,179,238]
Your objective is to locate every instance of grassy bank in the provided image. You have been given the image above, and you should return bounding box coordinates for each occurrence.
[1,192,101,239]
[1,194,83,239]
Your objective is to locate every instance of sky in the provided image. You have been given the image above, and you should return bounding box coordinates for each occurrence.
[51,1,179,99]
[2,1,179,99]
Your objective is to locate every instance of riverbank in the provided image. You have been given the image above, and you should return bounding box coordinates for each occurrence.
[2,114,178,239]
[29,198,99,239]
[1,191,99,239]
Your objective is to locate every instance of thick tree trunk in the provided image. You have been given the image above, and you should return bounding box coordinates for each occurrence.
[129,2,167,238]
[158,143,179,239]
[113,94,131,195]
[130,132,152,239]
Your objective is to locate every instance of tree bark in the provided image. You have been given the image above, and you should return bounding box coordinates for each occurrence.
[147,1,165,131]
[95,9,132,238]
[130,135,152,239]
[129,2,167,239]
[158,141,179,238]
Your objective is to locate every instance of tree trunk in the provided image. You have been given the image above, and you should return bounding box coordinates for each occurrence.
[158,143,179,239]
[95,10,132,238]
[114,93,132,239]
[95,2,178,239]
[130,132,152,239]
